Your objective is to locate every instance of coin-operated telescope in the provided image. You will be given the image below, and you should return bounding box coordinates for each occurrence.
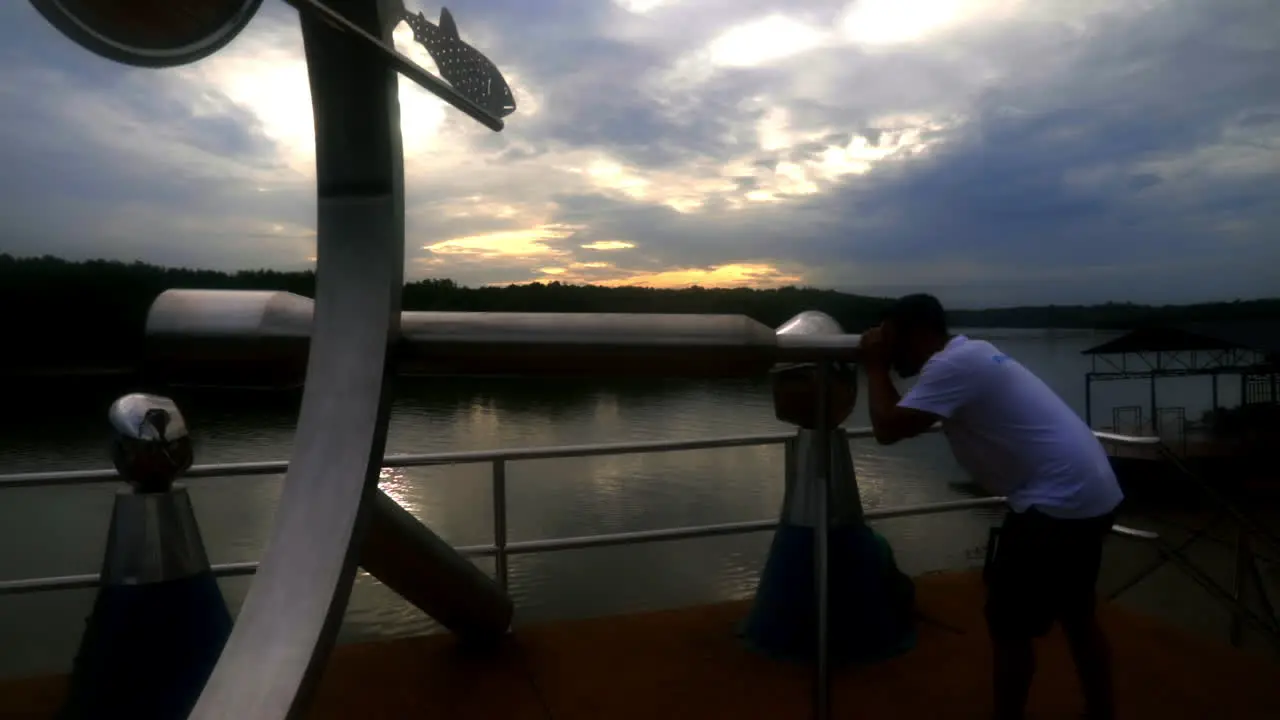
[742,312,917,665]
[61,394,232,720]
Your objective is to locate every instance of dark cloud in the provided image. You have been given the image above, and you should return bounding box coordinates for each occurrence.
[528,0,1280,304]
[0,0,1277,305]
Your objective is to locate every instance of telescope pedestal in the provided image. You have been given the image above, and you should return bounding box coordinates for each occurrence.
[741,429,916,665]
[61,485,231,720]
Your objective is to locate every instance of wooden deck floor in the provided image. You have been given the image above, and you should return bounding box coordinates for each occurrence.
[2,571,1278,719]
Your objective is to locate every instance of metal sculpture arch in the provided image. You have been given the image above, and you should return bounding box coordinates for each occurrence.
[28,1,514,717]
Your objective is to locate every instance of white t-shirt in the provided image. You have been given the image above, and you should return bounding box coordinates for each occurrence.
[898,335,1123,519]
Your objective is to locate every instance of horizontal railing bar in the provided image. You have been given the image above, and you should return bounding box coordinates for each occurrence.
[864,496,1007,521]
[0,434,795,489]
[408,432,794,464]
[0,427,1160,490]
[0,561,259,596]
[1093,430,1163,446]
[0,498,1157,596]
[489,497,1016,556]
[499,519,781,556]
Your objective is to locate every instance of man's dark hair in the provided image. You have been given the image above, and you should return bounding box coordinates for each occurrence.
[883,293,949,335]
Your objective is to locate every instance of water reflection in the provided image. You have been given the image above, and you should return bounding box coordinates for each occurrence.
[378,467,418,516]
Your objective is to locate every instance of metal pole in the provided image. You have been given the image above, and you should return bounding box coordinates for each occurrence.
[783,436,797,501]
[1150,372,1158,435]
[1244,543,1280,627]
[1157,446,1280,555]
[189,1,405,717]
[1231,529,1248,647]
[493,459,509,593]
[1106,515,1220,602]
[1084,374,1093,428]
[812,363,831,720]
[1153,537,1280,651]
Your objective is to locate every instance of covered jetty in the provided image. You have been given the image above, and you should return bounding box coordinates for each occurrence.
[1082,320,1280,468]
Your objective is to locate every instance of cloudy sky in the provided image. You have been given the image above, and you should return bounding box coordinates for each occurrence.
[1,0,1277,307]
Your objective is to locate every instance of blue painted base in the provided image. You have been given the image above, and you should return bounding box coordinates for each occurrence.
[60,572,232,720]
[740,524,916,666]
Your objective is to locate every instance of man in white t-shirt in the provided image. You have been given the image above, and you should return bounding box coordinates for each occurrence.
[861,294,1122,720]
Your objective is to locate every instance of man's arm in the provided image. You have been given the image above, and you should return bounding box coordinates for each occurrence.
[866,362,941,445]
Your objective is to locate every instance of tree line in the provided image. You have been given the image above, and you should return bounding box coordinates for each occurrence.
[3,253,1278,374]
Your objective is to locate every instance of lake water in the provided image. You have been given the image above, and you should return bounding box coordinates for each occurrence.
[0,328,1251,677]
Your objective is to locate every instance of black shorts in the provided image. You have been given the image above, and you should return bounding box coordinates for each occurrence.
[983,507,1114,639]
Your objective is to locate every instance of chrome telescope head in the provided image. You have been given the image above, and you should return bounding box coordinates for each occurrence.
[771,311,858,429]
[108,393,194,492]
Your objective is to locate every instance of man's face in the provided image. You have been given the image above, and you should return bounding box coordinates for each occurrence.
[886,322,925,378]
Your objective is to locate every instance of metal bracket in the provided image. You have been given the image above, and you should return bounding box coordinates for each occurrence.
[286,0,514,130]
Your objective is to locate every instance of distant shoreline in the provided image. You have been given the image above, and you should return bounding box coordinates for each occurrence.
[3,255,1277,375]
[6,367,134,377]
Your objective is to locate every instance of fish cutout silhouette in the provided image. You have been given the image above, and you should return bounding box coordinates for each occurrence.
[403,7,517,119]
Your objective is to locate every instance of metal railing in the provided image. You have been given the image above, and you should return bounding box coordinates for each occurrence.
[5,421,1278,719]
[0,425,1160,596]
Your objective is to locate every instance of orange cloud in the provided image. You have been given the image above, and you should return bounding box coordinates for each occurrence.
[599,263,802,288]
[513,262,803,289]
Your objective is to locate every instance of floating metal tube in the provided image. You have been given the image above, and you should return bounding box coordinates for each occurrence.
[146,290,314,388]
[145,289,862,384]
[397,310,779,377]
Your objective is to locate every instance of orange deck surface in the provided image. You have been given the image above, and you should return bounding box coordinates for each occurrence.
[2,571,1277,719]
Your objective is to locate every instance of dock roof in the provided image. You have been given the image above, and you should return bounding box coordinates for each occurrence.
[1081,320,1280,356]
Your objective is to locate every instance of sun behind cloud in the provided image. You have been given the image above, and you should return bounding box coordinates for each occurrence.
[581,240,636,250]
[425,224,581,259]
[707,15,827,69]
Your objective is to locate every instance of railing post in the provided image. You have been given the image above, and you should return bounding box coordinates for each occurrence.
[493,459,509,592]
[784,436,796,491]
[812,362,831,720]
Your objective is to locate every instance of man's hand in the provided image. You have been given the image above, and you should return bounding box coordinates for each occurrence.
[862,322,939,445]
[860,324,891,369]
